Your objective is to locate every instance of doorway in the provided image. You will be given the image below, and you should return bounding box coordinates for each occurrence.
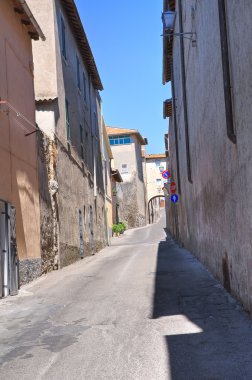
[0,201,18,298]
[78,209,84,258]
[89,206,94,254]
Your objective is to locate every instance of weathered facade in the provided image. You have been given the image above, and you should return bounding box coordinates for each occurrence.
[163,0,252,312]
[28,0,107,271]
[102,121,113,244]
[107,127,148,229]
[0,0,44,294]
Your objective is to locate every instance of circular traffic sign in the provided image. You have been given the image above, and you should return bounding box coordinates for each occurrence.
[162,170,171,179]
[170,181,176,194]
[170,194,179,203]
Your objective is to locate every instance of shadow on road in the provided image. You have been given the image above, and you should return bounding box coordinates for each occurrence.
[152,232,252,380]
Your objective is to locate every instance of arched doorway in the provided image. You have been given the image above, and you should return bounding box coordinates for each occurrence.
[148,195,165,224]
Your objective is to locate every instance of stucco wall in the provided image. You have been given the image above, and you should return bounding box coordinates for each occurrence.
[0,0,41,284]
[167,0,252,312]
[28,0,58,99]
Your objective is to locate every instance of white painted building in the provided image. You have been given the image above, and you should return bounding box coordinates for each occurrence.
[146,154,167,200]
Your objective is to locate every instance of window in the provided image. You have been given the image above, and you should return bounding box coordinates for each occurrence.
[83,72,87,102]
[80,124,84,159]
[104,160,108,193]
[156,179,162,185]
[76,55,80,90]
[109,135,131,145]
[159,166,165,173]
[61,17,66,59]
[156,161,161,168]
[65,98,70,142]
[94,111,98,137]
[121,164,128,173]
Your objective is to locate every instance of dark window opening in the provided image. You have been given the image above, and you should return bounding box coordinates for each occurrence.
[61,17,66,59]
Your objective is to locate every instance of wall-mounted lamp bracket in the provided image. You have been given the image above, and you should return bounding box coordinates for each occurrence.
[161,32,197,46]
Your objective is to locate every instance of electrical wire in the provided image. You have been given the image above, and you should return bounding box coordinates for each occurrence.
[0,100,37,135]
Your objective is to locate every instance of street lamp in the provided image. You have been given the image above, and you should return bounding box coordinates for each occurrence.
[162,11,176,31]
[161,10,196,45]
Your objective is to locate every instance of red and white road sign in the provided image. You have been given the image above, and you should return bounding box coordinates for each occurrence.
[170,181,176,194]
[162,170,171,179]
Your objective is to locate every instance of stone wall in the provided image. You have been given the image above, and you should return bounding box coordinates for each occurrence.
[117,176,146,229]
[56,140,107,268]
[19,259,42,286]
[38,131,58,274]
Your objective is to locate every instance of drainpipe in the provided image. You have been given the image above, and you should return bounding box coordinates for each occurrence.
[178,0,193,183]
[218,0,236,144]
[17,0,46,41]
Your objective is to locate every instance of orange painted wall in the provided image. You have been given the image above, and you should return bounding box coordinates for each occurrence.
[0,1,40,260]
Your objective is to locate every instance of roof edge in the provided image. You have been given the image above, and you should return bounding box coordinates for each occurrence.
[16,0,45,40]
[106,126,147,146]
[61,0,103,91]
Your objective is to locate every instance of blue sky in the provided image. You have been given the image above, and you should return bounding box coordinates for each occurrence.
[75,0,171,154]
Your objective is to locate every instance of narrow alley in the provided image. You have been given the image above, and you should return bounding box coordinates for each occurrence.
[1,214,252,380]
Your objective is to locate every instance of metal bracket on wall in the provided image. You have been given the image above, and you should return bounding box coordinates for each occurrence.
[162,32,197,46]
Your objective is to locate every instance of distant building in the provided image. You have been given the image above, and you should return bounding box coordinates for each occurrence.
[107,127,148,228]
[0,0,44,297]
[145,154,167,223]
[28,0,106,271]
[146,154,167,198]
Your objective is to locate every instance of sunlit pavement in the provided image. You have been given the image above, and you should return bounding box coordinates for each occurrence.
[1,212,252,380]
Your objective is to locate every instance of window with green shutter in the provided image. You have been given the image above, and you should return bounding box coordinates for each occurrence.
[65,98,70,142]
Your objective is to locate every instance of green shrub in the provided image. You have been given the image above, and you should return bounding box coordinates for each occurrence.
[119,221,127,231]
[112,224,120,234]
[112,222,127,235]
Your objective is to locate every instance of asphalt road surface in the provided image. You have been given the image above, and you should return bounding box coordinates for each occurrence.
[1,213,252,380]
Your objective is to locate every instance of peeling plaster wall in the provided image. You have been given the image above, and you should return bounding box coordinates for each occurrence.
[167,0,252,312]
[32,0,107,273]
[56,142,106,268]
[37,130,58,274]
